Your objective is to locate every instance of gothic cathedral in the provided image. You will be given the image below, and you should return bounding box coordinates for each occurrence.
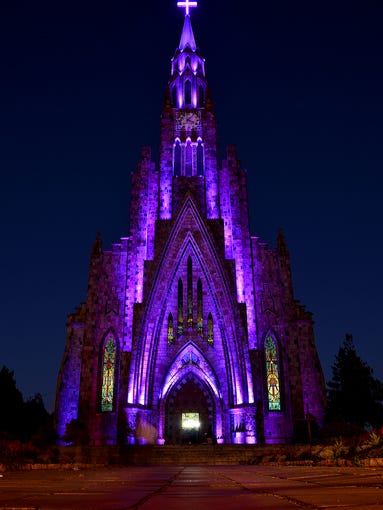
[56,4,326,446]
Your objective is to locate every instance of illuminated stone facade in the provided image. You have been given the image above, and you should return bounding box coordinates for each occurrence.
[56,11,326,445]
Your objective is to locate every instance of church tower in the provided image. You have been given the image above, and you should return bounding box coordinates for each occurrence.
[56,2,326,445]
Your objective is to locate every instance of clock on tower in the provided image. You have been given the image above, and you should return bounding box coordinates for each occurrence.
[176,111,201,131]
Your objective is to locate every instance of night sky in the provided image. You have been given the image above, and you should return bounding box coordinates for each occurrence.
[1,0,382,412]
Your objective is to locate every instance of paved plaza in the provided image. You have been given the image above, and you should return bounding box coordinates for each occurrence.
[1,465,383,509]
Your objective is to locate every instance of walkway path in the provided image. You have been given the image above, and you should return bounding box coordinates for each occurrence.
[1,465,383,509]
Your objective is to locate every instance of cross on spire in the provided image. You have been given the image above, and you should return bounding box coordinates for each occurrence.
[177,0,197,16]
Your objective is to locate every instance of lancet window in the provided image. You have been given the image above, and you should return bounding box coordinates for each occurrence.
[207,313,214,345]
[185,139,192,176]
[197,278,203,335]
[101,336,117,412]
[173,138,205,177]
[178,279,183,335]
[187,257,193,328]
[265,335,281,411]
[167,313,174,345]
[196,139,204,176]
[174,139,181,176]
[185,80,192,105]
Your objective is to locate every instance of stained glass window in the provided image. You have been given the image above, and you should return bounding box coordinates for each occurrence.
[178,279,183,335]
[101,336,116,412]
[167,313,174,345]
[187,257,193,329]
[197,278,203,336]
[265,335,281,411]
[207,312,214,345]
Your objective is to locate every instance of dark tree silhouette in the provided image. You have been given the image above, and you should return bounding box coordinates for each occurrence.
[327,334,383,429]
[22,393,53,444]
[0,366,53,443]
[0,366,24,439]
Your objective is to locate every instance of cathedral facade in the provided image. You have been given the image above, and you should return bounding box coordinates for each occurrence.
[56,6,326,446]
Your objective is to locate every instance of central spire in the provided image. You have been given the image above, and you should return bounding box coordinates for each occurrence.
[179,13,197,51]
[177,0,197,51]
[159,1,218,219]
[168,1,206,110]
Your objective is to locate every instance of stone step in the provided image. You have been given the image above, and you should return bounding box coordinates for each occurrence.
[58,444,285,466]
[119,445,279,465]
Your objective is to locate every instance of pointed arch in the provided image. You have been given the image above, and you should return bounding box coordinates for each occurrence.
[167,312,174,345]
[158,341,224,439]
[174,139,181,176]
[160,342,222,400]
[207,312,214,345]
[196,139,204,176]
[197,278,203,336]
[185,138,192,176]
[187,256,193,328]
[265,334,281,411]
[185,79,192,105]
[127,197,255,408]
[100,333,118,412]
[178,279,183,335]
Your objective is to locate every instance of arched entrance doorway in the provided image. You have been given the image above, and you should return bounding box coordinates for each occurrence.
[165,373,215,444]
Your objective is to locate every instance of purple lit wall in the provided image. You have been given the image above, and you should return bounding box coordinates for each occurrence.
[55,8,326,447]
